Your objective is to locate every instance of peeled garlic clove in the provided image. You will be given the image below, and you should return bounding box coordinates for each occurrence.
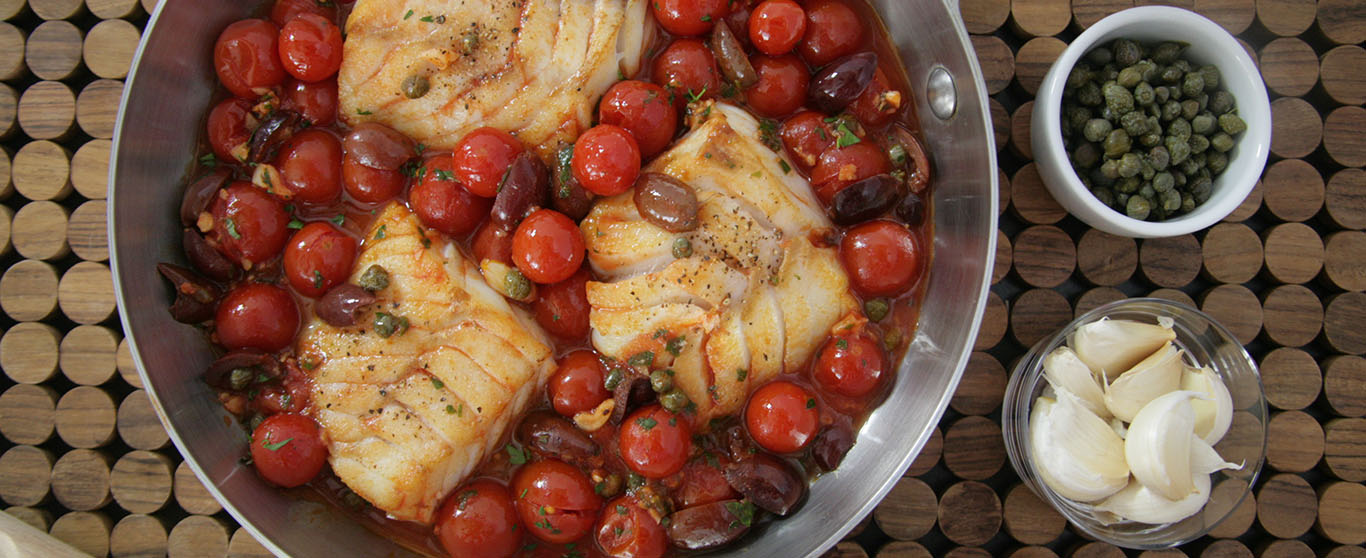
[1044,346,1110,420]
[1181,365,1233,444]
[1191,434,1240,474]
[1030,389,1130,503]
[1069,318,1176,378]
[1104,342,1185,422]
[1109,417,1128,439]
[1095,471,1211,524]
[1125,390,1202,500]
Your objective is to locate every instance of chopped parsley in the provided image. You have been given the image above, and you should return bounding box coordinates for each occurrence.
[287,218,304,230]
[687,86,708,103]
[356,109,373,115]
[628,350,655,367]
[374,224,387,239]
[262,436,292,451]
[456,489,478,511]
[373,312,409,338]
[665,337,685,357]
[506,444,529,465]
[198,154,217,168]
[330,214,345,226]
[433,169,456,181]
[700,14,711,21]
[224,217,242,239]
[736,368,748,381]
[807,398,817,409]
[758,118,782,152]
[751,170,763,178]
[403,9,413,19]
[616,505,629,515]
[778,159,792,174]
[445,404,457,414]
[836,338,849,350]
[725,501,755,528]
[312,270,324,289]
[636,417,658,431]
[431,377,445,390]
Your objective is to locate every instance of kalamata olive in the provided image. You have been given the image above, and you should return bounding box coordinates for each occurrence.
[204,349,282,390]
[666,500,753,550]
[157,263,221,324]
[515,410,601,467]
[247,110,301,163]
[633,173,700,233]
[723,453,806,516]
[551,143,594,221]
[180,168,230,227]
[808,52,878,114]
[491,151,549,229]
[314,283,376,327]
[182,229,237,282]
[828,174,903,226]
[895,191,926,226]
[611,375,654,424]
[344,122,416,170]
[811,423,855,471]
[886,125,931,194]
[711,20,757,87]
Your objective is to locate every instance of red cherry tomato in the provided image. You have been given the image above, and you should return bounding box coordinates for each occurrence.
[651,0,729,36]
[512,209,586,284]
[652,39,721,103]
[214,19,285,99]
[409,154,492,236]
[270,0,335,26]
[216,283,299,351]
[472,219,514,264]
[810,141,890,203]
[207,98,252,163]
[571,125,640,197]
[840,220,923,297]
[342,156,406,204]
[511,459,603,544]
[250,413,327,487]
[283,77,338,126]
[745,381,819,454]
[596,496,668,558]
[599,80,679,158]
[780,111,837,171]
[749,0,807,56]
[210,182,291,267]
[675,458,739,508]
[277,129,343,204]
[799,0,863,66]
[434,479,522,558]
[745,54,810,118]
[814,333,886,398]
[283,222,357,298]
[452,127,524,198]
[535,268,591,340]
[619,405,692,479]
[277,14,343,83]
[548,349,609,417]
[849,67,900,127]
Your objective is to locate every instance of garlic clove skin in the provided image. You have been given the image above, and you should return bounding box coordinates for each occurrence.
[1191,435,1240,474]
[1125,390,1203,500]
[1030,389,1130,503]
[1044,346,1111,420]
[1181,365,1234,444]
[1103,342,1185,422]
[1069,318,1176,378]
[1095,471,1212,525]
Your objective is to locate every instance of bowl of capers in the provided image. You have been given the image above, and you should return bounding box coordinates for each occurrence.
[1031,6,1270,238]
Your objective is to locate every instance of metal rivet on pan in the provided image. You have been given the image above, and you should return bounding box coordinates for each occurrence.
[927,66,957,120]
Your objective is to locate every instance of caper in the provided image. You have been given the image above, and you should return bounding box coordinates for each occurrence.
[1166,136,1192,165]
[1086,47,1113,65]
[358,264,390,291]
[1100,159,1121,180]
[1181,73,1205,98]
[1104,129,1132,158]
[1208,91,1234,114]
[1138,184,1156,200]
[1207,151,1229,175]
[1078,81,1103,106]
[1121,111,1149,136]
[1126,195,1152,220]
[672,237,693,259]
[1118,66,1143,88]
[401,74,431,99]
[1090,166,1116,187]
[1133,81,1155,106]
[1197,92,1209,112]
[1067,65,1093,90]
[1154,86,1171,104]
[1160,65,1184,84]
[1066,105,1093,133]
[1137,61,1159,82]
[1073,142,1101,169]
[1153,42,1184,64]
[1103,82,1135,114]
[1149,146,1171,170]
[229,368,254,391]
[373,312,409,338]
[1118,152,1142,178]
[864,298,890,322]
[650,369,674,393]
[1113,39,1142,66]
[1199,65,1220,90]
[1181,192,1196,212]
[1160,188,1182,211]
[1191,176,1214,204]
[1140,159,1156,180]
[1083,118,1113,142]
[1161,100,1182,122]
[1169,118,1192,140]
[504,268,532,300]
[1179,154,1203,176]
[1092,187,1116,208]
[1153,171,1175,192]
[1191,113,1216,136]
[1218,113,1247,135]
[1117,176,1141,194]
[604,367,624,391]
[659,389,691,412]
[1189,134,1210,154]
[1210,132,1235,153]
[1140,132,1163,148]
[1181,99,1200,120]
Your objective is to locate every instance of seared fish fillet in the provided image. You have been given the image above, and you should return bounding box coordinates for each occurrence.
[339,0,652,157]
[297,204,555,524]
[581,103,861,423]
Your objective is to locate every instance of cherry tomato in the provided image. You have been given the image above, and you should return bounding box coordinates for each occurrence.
[410,154,492,236]
[596,496,668,558]
[619,405,692,479]
[512,209,586,284]
[216,283,299,351]
[277,129,343,204]
[283,222,357,298]
[651,0,729,36]
[810,141,890,203]
[745,381,819,454]
[535,268,591,340]
[278,14,343,83]
[745,54,810,118]
[511,459,602,544]
[548,349,609,417]
[284,77,338,126]
[814,334,886,398]
[652,39,721,103]
[849,67,900,126]
[799,0,863,66]
[270,0,335,26]
[342,156,406,204]
[749,0,807,56]
[214,19,286,99]
[452,127,523,198]
[571,125,640,197]
[207,98,252,162]
[472,219,514,264]
[675,458,739,508]
[435,479,521,558]
[840,220,923,297]
[210,182,291,267]
[781,111,837,171]
[599,80,678,158]
[250,413,327,487]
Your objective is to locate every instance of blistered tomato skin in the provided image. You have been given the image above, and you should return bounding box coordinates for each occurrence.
[746,54,811,118]
[270,0,335,26]
[548,349,609,417]
[840,220,924,297]
[781,111,837,171]
[214,19,286,99]
[409,154,492,236]
[216,283,300,352]
[651,0,729,36]
[250,413,328,487]
[596,496,668,558]
[511,459,603,544]
[799,0,864,67]
[749,0,807,56]
[283,222,357,298]
[572,125,641,197]
[814,334,886,398]
[652,39,722,103]
[277,129,344,204]
[599,80,679,158]
[207,98,253,162]
[453,127,524,198]
[512,209,586,284]
[619,405,692,479]
[210,182,291,267]
[745,381,820,454]
[810,142,891,203]
[278,14,344,83]
[342,157,406,204]
[284,77,338,126]
[534,268,592,340]
[435,479,522,558]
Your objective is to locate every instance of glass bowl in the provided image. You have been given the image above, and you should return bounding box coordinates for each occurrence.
[1002,298,1267,549]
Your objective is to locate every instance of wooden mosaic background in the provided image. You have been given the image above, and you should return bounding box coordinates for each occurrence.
[0,0,1362,556]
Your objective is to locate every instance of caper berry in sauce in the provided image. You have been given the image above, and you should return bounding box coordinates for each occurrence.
[401,74,430,99]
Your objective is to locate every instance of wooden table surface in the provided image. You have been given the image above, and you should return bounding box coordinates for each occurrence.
[0,0,1363,556]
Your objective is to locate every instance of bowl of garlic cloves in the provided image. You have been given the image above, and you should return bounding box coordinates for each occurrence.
[1002,298,1267,549]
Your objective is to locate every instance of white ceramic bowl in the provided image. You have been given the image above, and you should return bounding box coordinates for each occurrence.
[1031,6,1270,238]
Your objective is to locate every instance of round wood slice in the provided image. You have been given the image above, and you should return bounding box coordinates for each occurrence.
[1070,542,1125,558]
[50,448,111,511]
[1320,46,1366,105]
[60,324,118,385]
[83,18,138,79]
[1224,179,1263,223]
[1324,292,1366,354]
[0,445,52,506]
[141,0,158,16]
[1206,478,1257,538]
[938,481,1002,547]
[990,98,1009,152]
[1148,287,1197,308]
[1202,223,1262,284]
[1324,231,1366,292]
[1,147,11,201]
[169,515,231,558]
[1316,481,1366,545]
[0,321,60,383]
[1265,410,1324,473]
[873,477,937,541]
[1013,546,1060,558]
[1010,101,1034,160]
[55,386,116,449]
[1011,0,1069,37]
[109,450,172,514]
[11,139,71,201]
[942,416,1005,481]
[1077,229,1137,286]
[945,547,991,558]
[1261,223,1323,284]
[844,514,871,540]
[1259,348,1320,411]
[1261,159,1323,223]
[1073,0,1134,29]
[0,205,10,257]
[228,527,273,558]
[0,0,23,20]
[972,35,1014,95]
[1002,483,1064,545]
[1013,225,1075,288]
[1256,473,1318,538]
[1138,550,1187,558]
[999,167,1012,216]
[1323,106,1366,168]
[960,0,1009,33]
[825,542,869,558]
[1194,0,1256,33]
[1323,418,1366,482]
[117,389,169,450]
[1323,356,1366,417]
[75,78,123,140]
[1259,539,1313,558]
[1140,234,1202,288]
[174,461,223,515]
[1012,163,1066,225]
[1075,287,1126,319]
[87,0,140,18]
[117,337,143,388]
[1258,38,1317,97]
[975,291,1007,351]
[0,83,16,138]
[70,139,111,199]
[1202,540,1253,558]
[1260,285,1322,348]
[1315,0,1366,43]
[1011,288,1071,348]
[58,260,116,324]
[1218,411,1268,474]
[1,259,59,321]
[11,200,69,260]
[25,20,81,80]
[906,426,942,477]
[1201,284,1263,344]
[48,511,111,558]
[0,22,25,81]
[1326,546,1366,558]
[6,506,52,532]
[1269,97,1321,160]
[1015,38,1066,96]
[0,383,55,445]
[111,514,168,558]
[29,0,83,19]
[993,229,1013,286]
[951,352,1006,416]
[1255,0,1316,35]
[16,80,75,140]
[68,199,108,262]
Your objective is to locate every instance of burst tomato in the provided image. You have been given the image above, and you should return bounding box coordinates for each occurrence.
[599,80,678,158]
[277,14,343,82]
[452,127,523,198]
[250,413,327,487]
[534,268,591,340]
[276,129,344,204]
[511,459,602,544]
[512,209,585,284]
[409,154,492,236]
[435,479,522,558]
[548,349,609,417]
[214,19,285,99]
[216,283,299,352]
[571,125,641,197]
[283,222,356,298]
[619,405,692,479]
[814,333,886,398]
[596,496,668,558]
[839,220,924,297]
[749,0,807,56]
[745,381,819,454]
[209,182,291,267]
